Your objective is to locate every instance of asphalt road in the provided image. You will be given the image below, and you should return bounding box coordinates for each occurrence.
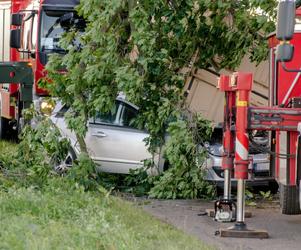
[133,198,301,250]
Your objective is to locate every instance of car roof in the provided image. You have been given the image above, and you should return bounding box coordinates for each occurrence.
[116,96,139,111]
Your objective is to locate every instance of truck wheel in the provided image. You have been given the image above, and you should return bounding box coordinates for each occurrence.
[280,183,301,215]
[0,116,9,140]
[0,95,9,139]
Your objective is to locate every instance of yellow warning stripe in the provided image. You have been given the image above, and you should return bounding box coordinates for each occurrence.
[236,93,248,107]
[237,100,248,107]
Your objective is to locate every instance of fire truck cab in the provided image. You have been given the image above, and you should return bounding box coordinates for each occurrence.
[0,0,79,138]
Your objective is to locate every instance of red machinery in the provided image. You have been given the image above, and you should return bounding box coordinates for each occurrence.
[1,0,79,138]
[216,0,301,238]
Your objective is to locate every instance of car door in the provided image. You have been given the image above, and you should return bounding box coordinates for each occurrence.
[85,100,152,174]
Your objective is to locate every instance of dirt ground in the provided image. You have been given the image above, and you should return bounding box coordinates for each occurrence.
[129,197,301,250]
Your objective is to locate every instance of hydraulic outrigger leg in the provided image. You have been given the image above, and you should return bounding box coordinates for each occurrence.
[219,73,268,238]
[215,75,237,222]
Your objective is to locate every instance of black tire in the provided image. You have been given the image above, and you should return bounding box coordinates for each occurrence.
[0,116,9,140]
[268,181,279,194]
[0,95,10,140]
[280,183,301,215]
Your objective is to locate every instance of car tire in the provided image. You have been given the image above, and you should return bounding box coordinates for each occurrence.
[280,183,301,215]
[52,148,77,174]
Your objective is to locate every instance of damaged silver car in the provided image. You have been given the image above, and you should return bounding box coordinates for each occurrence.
[50,96,165,174]
[203,128,278,193]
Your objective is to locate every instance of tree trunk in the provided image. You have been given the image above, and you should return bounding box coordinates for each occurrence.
[76,132,88,154]
[75,93,88,155]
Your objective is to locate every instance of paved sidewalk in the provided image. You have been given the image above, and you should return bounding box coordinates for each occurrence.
[132,198,301,250]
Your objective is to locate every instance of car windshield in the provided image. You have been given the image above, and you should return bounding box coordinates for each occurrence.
[40,9,70,54]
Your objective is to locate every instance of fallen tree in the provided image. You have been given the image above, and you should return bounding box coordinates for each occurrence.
[43,0,276,198]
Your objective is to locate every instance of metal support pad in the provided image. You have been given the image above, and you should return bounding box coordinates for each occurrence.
[220,226,269,238]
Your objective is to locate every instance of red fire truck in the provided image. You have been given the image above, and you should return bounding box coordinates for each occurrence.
[268,4,301,215]
[0,0,79,138]
[215,2,301,237]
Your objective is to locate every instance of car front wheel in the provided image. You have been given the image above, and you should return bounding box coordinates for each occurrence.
[52,148,77,174]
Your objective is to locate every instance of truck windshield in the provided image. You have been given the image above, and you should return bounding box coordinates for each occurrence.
[40,9,69,54]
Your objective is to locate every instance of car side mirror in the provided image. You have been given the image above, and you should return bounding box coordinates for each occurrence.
[276,0,296,41]
[11,13,23,26]
[10,29,21,49]
[276,43,294,62]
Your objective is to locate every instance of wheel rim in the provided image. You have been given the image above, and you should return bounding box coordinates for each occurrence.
[54,151,74,173]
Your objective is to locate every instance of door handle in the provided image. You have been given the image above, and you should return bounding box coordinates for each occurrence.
[92,131,107,138]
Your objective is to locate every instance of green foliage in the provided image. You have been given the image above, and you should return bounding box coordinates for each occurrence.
[245,189,274,206]
[0,141,19,165]
[149,114,215,199]
[67,153,98,191]
[124,165,160,196]
[0,108,69,188]
[42,0,276,198]
[245,189,257,206]
[245,189,255,199]
[0,109,99,191]
[45,0,276,151]
[259,190,273,201]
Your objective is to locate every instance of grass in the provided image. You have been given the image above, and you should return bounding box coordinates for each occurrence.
[0,140,17,155]
[0,141,211,250]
